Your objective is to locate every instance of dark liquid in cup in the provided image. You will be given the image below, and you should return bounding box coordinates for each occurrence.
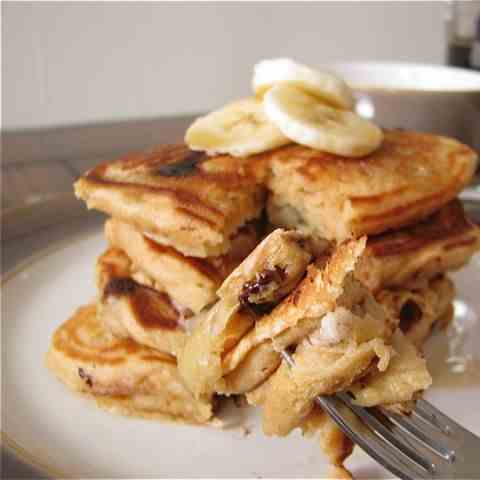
[447,38,479,71]
[448,42,473,69]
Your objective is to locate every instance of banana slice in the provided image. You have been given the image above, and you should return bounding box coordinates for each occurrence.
[185,98,290,157]
[253,58,355,110]
[264,84,383,157]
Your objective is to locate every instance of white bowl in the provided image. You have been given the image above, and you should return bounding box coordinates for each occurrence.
[328,62,480,150]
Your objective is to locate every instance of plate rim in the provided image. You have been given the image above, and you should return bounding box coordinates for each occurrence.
[2,228,100,479]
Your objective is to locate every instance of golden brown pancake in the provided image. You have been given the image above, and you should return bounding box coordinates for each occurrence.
[105,218,259,314]
[96,248,188,357]
[377,275,455,348]
[177,229,312,398]
[259,277,452,430]
[46,304,214,424]
[349,329,432,408]
[242,240,447,437]
[220,238,395,399]
[218,228,312,306]
[265,130,477,241]
[347,276,455,410]
[357,200,480,292]
[301,407,354,472]
[247,276,453,474]
[74,145,266,257]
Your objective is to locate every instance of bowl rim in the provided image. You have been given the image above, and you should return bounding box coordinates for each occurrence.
[329,61,480,92]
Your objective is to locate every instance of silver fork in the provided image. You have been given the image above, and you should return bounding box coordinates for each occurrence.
[281,350,480,479]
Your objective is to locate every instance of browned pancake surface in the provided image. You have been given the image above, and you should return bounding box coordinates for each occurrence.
[105,219,259,313]
[75,145,266,257]
[46,304,214,423]
[357,200,480,291]
[265,130,477,240]
[97,248,187,356]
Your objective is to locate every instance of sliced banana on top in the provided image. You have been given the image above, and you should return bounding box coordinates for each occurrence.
[185,98,291,157]
[264,84,383,157]
[253,58,355,111]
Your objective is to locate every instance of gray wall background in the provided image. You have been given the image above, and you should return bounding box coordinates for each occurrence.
[3,2,446,129]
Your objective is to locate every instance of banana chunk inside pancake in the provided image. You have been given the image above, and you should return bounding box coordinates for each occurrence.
[221,238,388,386]
[177,229,312,398]
[74,145,266,258]
[46,304,215,424]
[105,218,259,314]
[218,228,313,309]
[97,248,189,357]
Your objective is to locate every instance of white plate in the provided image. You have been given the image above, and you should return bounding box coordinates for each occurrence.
[3,228,480,478]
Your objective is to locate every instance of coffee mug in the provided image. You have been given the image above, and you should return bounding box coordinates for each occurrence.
[330,62,480,152]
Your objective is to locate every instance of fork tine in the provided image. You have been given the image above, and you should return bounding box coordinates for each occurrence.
[381,407,455,461]
[339,394,435,473]
[316,395,430,480]
[414,400,461,434]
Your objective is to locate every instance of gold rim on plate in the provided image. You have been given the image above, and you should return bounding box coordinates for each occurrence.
[2,230,100,479]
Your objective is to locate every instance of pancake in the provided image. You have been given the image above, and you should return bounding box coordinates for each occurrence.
[258,276,452,435]
[96,248,188,357]
[301,407,354,472]
[349,329,432,408]
[105,218,259,314]
[177,229,312,398]
[357,200,480,292]
[74,145,266,257]
[259,263,395,436]
[220,238,395,398]
[247,386,355,475]
[218,228,312,307]
[265,130,477,241]
[247,277,453,474]
[46,304,214,424]
[376,275,455,348]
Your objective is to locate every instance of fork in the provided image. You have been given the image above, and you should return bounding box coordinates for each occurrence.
[280,350,480,479]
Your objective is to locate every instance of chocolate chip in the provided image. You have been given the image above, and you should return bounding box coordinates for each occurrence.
[239,267,285,303]
[399,300,422,333]
[239,266,287,315]
[154,151,203,177]
[104,277,137,297]
[78,368,93,388]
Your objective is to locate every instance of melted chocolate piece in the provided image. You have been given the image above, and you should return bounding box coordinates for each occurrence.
[241,301,277,316]
[104,277,181,330]
[239,266,286,315]
[399,300,422,334]
[129,289,180,330]
[104,277,137,297]
[78,367,93,387]
[154,151,203,177]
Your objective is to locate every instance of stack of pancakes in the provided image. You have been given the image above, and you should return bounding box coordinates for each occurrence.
[47,146,265,423]
[47,130,479,472]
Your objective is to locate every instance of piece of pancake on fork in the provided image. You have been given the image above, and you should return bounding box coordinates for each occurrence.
[74,145,266,258]
[177,228,312,398]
